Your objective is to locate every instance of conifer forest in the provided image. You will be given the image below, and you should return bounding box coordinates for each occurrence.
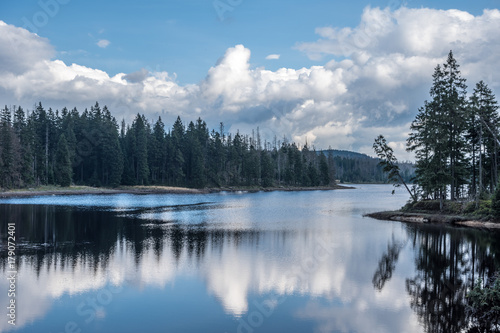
[0,102,379,189]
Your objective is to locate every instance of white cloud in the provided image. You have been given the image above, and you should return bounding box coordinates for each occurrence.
[0,21,54,75]
[265,54,280,60]
[97,39,110,48]
[0,7,500,159]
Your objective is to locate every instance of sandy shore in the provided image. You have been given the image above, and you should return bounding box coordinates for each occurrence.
[366,211,500,231]
[0,184,354,198]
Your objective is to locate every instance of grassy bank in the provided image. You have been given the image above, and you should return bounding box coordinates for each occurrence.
[366,199,500,231]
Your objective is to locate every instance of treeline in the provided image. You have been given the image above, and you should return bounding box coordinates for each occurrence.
[328,151,414,184]
[407,51,499,202]
[0,102,337,189]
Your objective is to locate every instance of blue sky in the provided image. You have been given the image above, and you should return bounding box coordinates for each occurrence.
[0,0,499,158]
[1,0,495,83]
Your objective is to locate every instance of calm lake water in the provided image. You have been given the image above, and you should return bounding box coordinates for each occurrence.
[0,185,499,333]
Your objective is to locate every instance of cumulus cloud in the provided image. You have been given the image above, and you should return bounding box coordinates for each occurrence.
[265,54,280,60]
[123,68,149,83]
[0,21,54,75]
[97,39,110,48]
[0,7,499,159]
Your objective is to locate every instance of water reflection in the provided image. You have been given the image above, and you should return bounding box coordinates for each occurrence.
[404,225,500,333]
[0,188,499,333]
[372,236,406,291]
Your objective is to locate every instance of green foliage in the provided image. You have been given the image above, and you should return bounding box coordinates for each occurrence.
[467,274,500,332]
[404,199,494,219]
[491,184,500,219]
[412,200,445,212]
[476,200,493,218]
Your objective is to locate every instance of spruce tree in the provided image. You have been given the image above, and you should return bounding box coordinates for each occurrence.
[131,114,149,185]
[319,152,330,185]
[0,106,21,188]
[470,81,500,194]
[149,117,166,183]
[407,51,468,203]
[13,106,34,186]
[55,134,72,187]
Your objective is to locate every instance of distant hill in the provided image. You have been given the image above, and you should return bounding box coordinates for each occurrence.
[317,149,415,184]
[320,149,372,160]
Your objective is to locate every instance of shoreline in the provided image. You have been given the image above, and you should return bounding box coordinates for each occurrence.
[0,184,354,198]
[365,211,500,231]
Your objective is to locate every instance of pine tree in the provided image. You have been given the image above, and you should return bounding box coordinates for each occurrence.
[55,134,72,187]
[185,121,206,187]
[0,106,21,188]
[101,109,123,187]
[407,51,468,203]
[148,117,166,183]
[375,135,417,201]
[131,114,149,185]
[319,151,330,185]
[13,106,34,186]
[170,116,185,185]
[260,150,274,187]
[442,51,468,199]
[469,81,500,195]
[121,123,136,185]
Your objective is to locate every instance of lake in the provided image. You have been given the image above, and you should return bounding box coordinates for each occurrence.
[0,185,499,333]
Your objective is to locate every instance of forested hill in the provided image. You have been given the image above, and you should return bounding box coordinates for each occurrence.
[319,149,415,184]
[323,149,371,160]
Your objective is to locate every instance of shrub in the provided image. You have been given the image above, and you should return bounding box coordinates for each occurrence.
[476,200,493,219]
[467,273,500,332]
[411,200,442,212]
[492,184,500,219]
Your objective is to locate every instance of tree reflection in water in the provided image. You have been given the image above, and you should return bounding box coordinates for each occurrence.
[372,235,406,291]
[374,223,500,333]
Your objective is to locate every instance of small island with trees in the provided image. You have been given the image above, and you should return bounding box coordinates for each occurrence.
[369,51,500,229]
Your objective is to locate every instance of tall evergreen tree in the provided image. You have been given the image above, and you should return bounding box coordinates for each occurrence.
[170,116,185,185]
[13,106,34,186]
[407,51,468,203]
[132,114,149,185]
[55,134,72,187]
[441,51,468,199]
[319,152,330,186]
[149,117,166,183]
[0,106,21,188]
[469,81,500,195]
